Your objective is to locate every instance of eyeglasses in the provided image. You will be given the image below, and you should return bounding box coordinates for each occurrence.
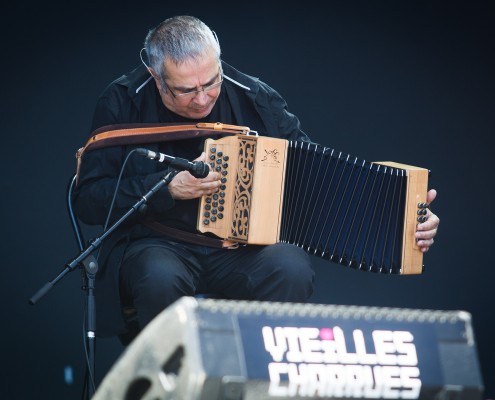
[164,72,223,100]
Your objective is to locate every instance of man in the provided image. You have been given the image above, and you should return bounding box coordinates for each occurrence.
[74,16,439,343]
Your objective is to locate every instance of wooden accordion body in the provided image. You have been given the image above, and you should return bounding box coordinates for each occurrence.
[198,135,429,275]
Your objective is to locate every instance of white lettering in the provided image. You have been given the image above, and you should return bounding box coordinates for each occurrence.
[381,366,401,398]
[400,367,421,399]
[262,326,287,362]
[354,329,378,365]
[394,331,418,366]
[267,363,421,399]
[285,327,303,362]
[299,328,322,363]
[373,331,398,365]
[321,334,339,363]
[334,326,358,364]
[263,326,422,399]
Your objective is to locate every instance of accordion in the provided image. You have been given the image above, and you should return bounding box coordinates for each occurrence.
[74,122,429,276]
[197,134,429,275]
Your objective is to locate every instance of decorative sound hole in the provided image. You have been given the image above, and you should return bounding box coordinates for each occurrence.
[230,139,254,240]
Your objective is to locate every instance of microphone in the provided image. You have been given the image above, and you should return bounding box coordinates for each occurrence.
[136,148,210,178]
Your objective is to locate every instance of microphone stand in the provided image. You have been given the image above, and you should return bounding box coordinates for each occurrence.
[29,170,175,399]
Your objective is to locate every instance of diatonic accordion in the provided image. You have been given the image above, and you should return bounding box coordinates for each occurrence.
[197,135,429,275]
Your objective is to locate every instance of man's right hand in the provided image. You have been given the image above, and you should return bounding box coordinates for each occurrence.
[167,152,221,200]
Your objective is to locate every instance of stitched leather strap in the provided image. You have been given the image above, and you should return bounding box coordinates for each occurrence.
[75,122,250,184]
[141,220,238,249]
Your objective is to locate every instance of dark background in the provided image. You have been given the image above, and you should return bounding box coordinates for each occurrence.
[2,1,494,398]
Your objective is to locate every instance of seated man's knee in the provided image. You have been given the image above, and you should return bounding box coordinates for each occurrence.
[262,243,314,300]
[267,243,312,272]
[121,246,195,298]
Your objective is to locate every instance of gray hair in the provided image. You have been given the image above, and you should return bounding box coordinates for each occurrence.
[144,16,221,86]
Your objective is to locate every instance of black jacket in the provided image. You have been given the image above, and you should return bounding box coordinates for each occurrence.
[73,60,310,337]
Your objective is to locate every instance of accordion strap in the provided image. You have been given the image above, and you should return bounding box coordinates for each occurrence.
[75,122,250,183]
[141,220,239,250]
[76,122,250,159]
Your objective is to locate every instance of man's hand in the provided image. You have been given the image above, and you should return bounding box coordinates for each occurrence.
[168,152,221,200]
[415,189,440,253]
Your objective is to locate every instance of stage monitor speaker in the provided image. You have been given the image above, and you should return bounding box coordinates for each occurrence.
[93,297,484,400]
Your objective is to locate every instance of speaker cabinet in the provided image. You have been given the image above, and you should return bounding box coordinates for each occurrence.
[93,297,484,399]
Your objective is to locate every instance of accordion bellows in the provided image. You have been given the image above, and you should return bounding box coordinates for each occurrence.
[198,135,429,275]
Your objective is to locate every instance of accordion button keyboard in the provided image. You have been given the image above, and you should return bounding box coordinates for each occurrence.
[200,143,230,229]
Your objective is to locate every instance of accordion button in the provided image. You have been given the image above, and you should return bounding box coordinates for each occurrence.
[223,155,229,161]
[204,212,210,218]
[211,216,217,222]
[210,147,216,153]
[203,219,209,225]
[218,213,223,219]
[217,151,223,157]
[221,178,227,183]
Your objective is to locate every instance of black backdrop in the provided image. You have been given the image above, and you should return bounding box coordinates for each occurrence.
[2,1,494,398]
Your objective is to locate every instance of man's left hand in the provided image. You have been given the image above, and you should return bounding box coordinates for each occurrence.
[415,189,440,253]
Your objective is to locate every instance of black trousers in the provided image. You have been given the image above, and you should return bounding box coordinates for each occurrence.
[119,237,315,331]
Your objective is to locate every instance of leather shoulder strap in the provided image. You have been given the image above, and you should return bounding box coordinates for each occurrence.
[76,122,250,159]
[75,122,250,182]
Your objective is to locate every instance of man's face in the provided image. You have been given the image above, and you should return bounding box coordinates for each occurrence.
[155,51,222,119]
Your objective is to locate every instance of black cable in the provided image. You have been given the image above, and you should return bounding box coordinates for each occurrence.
[103,148,141,232]
[80,148,139,399]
